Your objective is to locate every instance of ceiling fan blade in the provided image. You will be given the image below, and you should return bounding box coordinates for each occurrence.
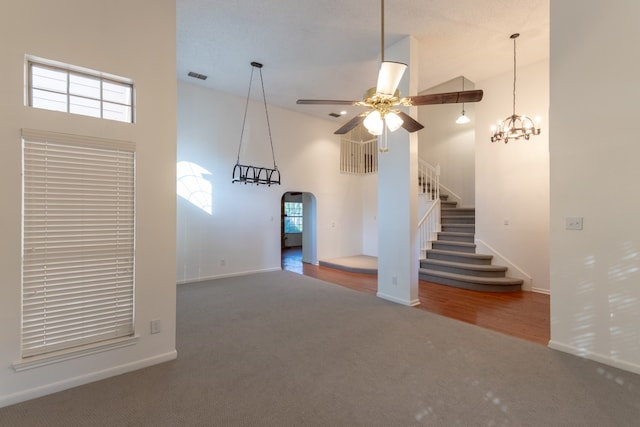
[376,61,407,95]
[296,99,359,105]
[408,89,484,106]
[334,113,367,135]
[396,111,424,133]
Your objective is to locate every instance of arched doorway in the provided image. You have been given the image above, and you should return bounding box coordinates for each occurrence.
[281,192,317,272]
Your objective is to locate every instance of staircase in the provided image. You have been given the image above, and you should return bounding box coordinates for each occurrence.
[419,196,523,292]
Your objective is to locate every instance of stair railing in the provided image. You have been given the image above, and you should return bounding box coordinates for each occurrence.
[417,159,441,258]
[418,198,441,258]
[418,159,440,201]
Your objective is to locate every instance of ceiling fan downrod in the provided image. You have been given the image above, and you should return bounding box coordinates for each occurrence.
[381,0,385,63]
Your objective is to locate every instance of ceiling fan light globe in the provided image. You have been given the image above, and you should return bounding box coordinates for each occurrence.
[385,111,404,132]
[364,111,383,135]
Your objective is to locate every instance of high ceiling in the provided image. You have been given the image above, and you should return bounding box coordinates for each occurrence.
[177,0,549,122]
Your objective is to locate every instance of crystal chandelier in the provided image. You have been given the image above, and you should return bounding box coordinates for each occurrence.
[491,33,541,143]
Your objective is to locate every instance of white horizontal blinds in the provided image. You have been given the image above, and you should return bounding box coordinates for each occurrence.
[21,129,136,358]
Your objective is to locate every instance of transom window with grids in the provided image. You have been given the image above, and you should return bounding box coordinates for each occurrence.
[21,129,136,358]
[28,60,134,123]
[284,202,303,233]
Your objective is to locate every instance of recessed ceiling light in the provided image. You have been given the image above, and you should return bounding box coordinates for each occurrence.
[340,110,347,115]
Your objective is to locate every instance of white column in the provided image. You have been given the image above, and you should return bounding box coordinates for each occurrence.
[377,36,420,306]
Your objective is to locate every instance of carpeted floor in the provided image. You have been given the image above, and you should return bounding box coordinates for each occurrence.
[1,270,639,426]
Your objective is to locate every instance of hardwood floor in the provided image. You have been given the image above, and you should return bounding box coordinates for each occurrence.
[282,247,550,345]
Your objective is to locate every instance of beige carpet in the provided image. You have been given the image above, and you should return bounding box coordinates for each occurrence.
[1,270,639,426]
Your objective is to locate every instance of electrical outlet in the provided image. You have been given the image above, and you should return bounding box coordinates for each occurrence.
[220,259,226,267]
[150,319,161,334]
[565,217,583,230]
[392,276,398,285]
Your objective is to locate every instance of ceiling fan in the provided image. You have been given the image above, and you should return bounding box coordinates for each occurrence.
[296,0,484,136]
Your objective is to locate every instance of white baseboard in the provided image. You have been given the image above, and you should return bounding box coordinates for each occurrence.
[531,287,550,295]
[177,267,282,285]
[0,350,177,408]
[548,340,640,376]
[377,292,420,307]
[474,239,535,291]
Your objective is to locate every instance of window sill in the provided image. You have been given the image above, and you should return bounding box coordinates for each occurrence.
[13,335,138,372]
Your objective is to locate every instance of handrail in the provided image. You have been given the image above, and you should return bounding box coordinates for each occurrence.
[418,198,441,259]
[417,158,441,258]
[418,159,440,201]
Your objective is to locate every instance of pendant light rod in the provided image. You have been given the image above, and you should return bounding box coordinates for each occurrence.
[456,76,471,124]
[381,0,385,62]
[511,33,519,117]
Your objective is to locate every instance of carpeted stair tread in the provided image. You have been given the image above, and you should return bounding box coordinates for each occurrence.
[441,215,475,224]
[426,249,493,263]
[432,240,476,253]
[441,224,475,233]
[419,268,523,292]
[421,258,508,273]
[441,208,476,215]
[436,231,475,242]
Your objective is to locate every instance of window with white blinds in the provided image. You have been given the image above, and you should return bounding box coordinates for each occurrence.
[21,129,136,358]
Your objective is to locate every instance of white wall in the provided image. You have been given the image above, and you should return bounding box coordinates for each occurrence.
[549,0,640,374]
[176,81,365,283]
[475,59,550,292]
[418,77,477,207]
[362,174,378,256]
[0,0,177,406]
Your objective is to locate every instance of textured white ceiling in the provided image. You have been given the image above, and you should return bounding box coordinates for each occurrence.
[177,0,549,122]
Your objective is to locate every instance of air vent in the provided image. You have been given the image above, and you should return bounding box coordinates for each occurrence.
[188,71,208,80]
[328,112,341,118]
